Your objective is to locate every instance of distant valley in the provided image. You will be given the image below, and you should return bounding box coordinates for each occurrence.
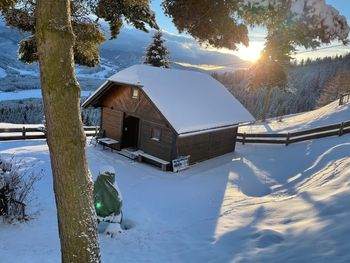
[0,20,249,94]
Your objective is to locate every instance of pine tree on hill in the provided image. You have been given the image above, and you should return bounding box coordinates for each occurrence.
[144,31,170,68]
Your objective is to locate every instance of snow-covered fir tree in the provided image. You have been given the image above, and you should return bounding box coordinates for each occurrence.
[144,31,170,68]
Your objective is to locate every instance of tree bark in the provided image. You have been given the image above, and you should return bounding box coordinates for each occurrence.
[36,1,101,262]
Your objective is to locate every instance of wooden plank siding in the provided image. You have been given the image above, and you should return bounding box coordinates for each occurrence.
[100,84,176,161]
[139,120,174,162]
[100,85,165,123]
[96,83,239,167]
[101,107,123,149]
[176,127,238,164]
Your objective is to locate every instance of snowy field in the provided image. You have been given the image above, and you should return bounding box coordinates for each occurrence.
[0,101,350,262]
[0,138,349,262]
[0,89,92,102]
[239,101,350,134]
[0,67,7,79]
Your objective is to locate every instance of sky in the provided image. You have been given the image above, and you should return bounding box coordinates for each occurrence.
[151,0,350,63]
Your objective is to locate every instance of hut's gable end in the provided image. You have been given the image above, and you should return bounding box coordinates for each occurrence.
[99,84,176,161]
[100,85,164,123]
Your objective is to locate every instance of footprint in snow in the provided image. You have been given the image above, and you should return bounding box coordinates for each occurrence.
[251,229,284,248]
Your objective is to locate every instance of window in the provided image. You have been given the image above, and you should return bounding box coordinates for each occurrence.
[151,127,161,142]
[132,88,139,99]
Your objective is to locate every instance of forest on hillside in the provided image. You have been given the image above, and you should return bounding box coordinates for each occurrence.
[0,98,100,125]
[214,53,350,120]
[1,53,350,125]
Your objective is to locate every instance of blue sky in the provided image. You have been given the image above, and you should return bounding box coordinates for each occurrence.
[151,0,350,62]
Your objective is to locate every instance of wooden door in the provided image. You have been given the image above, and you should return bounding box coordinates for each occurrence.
[122,115,140,149]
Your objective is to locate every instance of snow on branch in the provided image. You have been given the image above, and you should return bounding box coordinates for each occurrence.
[243,0,349,42]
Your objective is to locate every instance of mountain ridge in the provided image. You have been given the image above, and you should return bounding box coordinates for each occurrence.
[0,20,249,92]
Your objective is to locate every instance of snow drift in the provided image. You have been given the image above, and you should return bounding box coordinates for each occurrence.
[0,100,350,262]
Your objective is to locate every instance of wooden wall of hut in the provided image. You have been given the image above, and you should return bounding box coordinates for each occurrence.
[176,127,238,164]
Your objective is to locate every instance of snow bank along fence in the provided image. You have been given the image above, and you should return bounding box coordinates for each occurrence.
[0,126,98,141]
[339,92,350,105]
[237,120,350,146]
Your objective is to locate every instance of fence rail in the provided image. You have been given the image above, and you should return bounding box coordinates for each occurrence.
[0,126,99,141]
[237,120,350,145]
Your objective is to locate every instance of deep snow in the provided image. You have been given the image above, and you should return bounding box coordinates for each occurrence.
[240,100,350,133]
[0,67,7,79]
[0,101,350,262]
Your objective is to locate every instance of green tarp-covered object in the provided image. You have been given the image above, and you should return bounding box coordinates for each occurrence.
[93,167,122,218]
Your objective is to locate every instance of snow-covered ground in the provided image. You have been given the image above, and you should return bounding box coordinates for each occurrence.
[0,101,350,262]
[0,67,7,79]
[239,100,350,134]
[0,89,92,101]
[7,66,38,77]
[76,63,116,79]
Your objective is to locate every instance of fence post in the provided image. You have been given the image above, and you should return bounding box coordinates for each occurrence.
[242,132,246,145]
[95,126,98,136]
[286,133,290,146]
[339,122,344,136]
[22,127,26,138]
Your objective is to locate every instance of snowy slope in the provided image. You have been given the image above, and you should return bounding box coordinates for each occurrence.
[0,101,350,262]
[240,100,350,133]
[0,67,7,78]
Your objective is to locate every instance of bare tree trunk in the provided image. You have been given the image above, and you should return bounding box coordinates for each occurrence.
[36,1,100,262]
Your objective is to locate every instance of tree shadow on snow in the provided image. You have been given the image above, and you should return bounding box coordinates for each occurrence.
[210,206,285,262]
[229,157,271,197]
[238,191,350,262]
[274,141,350,195]
[235,137,350,195]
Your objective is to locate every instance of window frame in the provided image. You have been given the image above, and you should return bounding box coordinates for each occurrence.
[150,127,161,142]
[132,87,139,99]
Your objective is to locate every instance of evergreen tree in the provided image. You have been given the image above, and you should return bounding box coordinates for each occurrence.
[318,71,350,107]
[1,1,158,262]
[144,31,170,68]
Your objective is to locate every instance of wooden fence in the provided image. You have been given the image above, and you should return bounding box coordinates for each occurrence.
[237,120,350,145]
[0,126,98,141]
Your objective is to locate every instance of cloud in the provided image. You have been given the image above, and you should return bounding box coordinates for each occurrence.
[174,62,231,71]
[100,26,248,71]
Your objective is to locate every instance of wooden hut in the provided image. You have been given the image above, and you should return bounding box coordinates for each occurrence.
[82,65,254,170]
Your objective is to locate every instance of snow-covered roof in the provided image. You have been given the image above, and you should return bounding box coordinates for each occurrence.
[83,64,254,135]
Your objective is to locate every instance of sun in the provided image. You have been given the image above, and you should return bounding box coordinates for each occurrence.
[233,42,264,63]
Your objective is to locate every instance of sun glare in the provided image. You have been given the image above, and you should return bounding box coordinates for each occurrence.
[233,42,264,63]
[203,41,265,63]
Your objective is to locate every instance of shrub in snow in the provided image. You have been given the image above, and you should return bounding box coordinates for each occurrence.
[0,157,43,223]
[93,166,123,237]
[144,31,170,68]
